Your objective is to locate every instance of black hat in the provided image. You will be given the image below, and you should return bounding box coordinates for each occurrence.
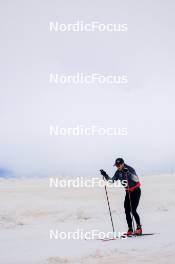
[113,158,124,166]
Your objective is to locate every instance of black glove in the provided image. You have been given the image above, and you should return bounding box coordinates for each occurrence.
[100,169,108,180]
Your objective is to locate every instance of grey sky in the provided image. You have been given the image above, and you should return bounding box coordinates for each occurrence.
[0,0,175,177]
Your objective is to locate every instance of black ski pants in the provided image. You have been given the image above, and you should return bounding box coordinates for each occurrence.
[124,187,141,229]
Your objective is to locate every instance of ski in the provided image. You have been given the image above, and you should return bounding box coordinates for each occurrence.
[139,233,156,236]
[96,233,156,241]
[125,233,156,238]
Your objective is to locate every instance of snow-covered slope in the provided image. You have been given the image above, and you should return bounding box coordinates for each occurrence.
[0,174,174,264]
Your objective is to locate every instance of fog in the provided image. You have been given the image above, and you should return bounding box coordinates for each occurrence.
[0,0,175,177]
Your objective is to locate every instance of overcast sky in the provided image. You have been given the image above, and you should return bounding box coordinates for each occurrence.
[0,0,175,177]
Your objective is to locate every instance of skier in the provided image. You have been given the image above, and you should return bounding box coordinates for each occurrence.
[100,158,142,236]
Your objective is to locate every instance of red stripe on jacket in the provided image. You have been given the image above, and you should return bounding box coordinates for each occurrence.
[126,182,141,192]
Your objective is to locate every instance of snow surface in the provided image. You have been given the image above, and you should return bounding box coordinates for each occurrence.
[0,174,175,264]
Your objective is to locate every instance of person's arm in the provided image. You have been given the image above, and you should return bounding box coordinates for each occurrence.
[127,166,137,175]
[100,169,119,182]
[124,166,139,182]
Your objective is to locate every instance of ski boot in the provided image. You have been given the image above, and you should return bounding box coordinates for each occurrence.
[135,225,142,236]
[124,228,133,236]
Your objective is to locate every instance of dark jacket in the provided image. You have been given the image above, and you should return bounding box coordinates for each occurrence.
[106,164,141,191]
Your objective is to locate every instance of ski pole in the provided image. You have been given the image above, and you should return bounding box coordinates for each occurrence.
[128,189,136,233]
[125,172,136,233]
[103,176,115,234]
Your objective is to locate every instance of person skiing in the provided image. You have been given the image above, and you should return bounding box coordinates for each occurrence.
[100,158,142,236]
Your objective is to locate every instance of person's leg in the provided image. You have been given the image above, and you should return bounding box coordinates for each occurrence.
[124,192,133,230]
[130,188,141,226]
